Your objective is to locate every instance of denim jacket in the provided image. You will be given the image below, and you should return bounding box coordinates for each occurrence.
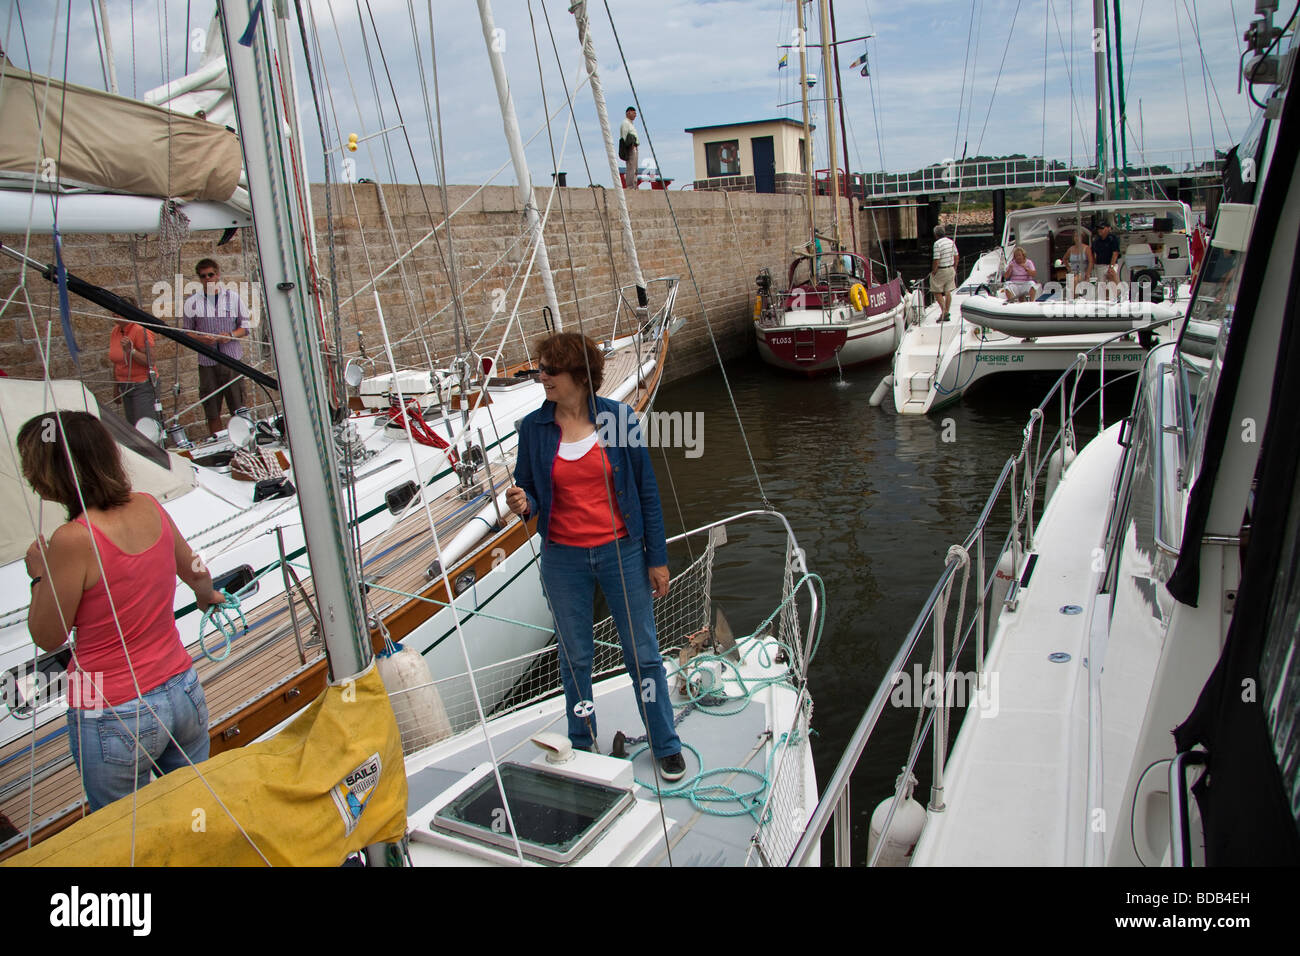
[514,395,668,567]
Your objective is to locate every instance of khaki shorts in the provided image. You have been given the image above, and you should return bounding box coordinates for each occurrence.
[930,266,956,294]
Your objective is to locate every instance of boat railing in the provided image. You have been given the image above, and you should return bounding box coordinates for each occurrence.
[790,324,1163,866]
[859,148,1222,198]
[609,275,679,345]
[407,506,822,754]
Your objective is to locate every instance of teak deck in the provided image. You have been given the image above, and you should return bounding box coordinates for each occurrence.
[0,340,663,859]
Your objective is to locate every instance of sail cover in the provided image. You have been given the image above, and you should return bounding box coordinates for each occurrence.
[0,379,196,566]
[0,59,241,202]
[4,665,408,866]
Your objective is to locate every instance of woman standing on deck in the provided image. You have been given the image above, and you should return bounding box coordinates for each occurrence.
[1065,230,1094,298]
[506,333,686,782]
[20,411,225,811]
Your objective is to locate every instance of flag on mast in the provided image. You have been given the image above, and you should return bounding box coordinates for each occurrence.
[778,53,789,69]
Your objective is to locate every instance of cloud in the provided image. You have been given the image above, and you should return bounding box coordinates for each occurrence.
[6,0,1263,188]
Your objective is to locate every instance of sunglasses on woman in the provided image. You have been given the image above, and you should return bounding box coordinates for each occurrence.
[538,363,573,377]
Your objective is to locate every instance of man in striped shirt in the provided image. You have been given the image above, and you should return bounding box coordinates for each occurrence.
[183,258,250,438]
[930,225,959,322]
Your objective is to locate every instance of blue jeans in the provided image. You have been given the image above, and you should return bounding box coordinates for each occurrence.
[66,666,210,812]
[540,537,681,759]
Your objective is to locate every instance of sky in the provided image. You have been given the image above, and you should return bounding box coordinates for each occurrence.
[4,0,1263,190]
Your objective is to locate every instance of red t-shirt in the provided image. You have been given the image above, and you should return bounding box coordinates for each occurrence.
[109,323,156,383]
[548,440,628,547]
[70,496,191,708]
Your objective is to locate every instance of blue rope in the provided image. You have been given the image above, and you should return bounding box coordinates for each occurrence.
[198,590,248,663]
[627,730,801,822]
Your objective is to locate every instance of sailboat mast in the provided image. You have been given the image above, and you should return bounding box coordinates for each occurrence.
[828,0,860,257]
[569,1,647,310]
[1093,0,1109,197]
[817,0,841,248]
[218,1,371,679]
[476,0,565,329]
[796,0,816,242]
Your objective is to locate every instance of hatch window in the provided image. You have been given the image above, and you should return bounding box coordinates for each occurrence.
[433,762,631,863]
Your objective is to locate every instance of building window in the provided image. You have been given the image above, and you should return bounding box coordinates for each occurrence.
[706,140,741,177]
[799,139,807,174]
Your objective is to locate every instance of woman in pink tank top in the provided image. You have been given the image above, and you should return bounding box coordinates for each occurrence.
[19,411,227,811]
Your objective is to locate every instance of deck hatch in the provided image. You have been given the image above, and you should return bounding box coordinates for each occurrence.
[432,762,632,863]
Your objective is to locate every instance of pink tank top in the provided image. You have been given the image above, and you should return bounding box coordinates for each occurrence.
[71,495,192,708]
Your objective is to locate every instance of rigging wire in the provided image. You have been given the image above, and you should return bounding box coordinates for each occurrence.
[952,0,979,170]
[558,4,677,855]
[89,0,108,90]
[10,323,273,865]
[1172,0,1198,159]
[351,1,436,364]
[1041,0,1049,170]
[1122,0,1146,96]
[1183,0,1237,147]
[598,0,772,511]
[533,0,630,328]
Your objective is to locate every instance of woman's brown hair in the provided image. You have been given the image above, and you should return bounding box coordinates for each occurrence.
[538,332,604,393]
[17,411,132,520]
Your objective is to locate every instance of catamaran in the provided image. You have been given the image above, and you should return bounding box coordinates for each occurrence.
[884,0,1215,416]
[889,197,1196,414]
[795,3,1300,866]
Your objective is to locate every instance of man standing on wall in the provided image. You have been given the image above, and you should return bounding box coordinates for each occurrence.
[183,258,250,438]
[619,106,639,189]
[930,225,959,322]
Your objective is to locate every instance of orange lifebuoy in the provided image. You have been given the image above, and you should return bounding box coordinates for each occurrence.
[753,296,764,319]
[849,283,869,311]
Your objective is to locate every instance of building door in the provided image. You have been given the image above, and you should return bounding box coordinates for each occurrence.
[752,137,775,193]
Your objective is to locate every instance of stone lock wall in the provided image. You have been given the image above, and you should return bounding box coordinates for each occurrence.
[0,184,853,427]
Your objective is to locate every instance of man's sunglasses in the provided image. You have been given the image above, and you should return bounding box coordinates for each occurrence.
[538,363,574,377]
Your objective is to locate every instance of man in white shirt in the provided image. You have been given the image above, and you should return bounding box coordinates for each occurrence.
[930,225,959,321]
[619,107,639,189]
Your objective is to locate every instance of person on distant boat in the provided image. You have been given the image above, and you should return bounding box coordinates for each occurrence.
[1002,246,1038,302]
[506,333,686,783]
[107,295,161,428]
[619,106,640,189]
[1091,221,1121,302]
[930,225,959,321]
[182,258,250,439]
[1065,230,1094,298]
[19,411,225,812]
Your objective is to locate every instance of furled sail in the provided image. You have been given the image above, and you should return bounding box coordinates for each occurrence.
[0,58,241,202]
[4,666,407,866]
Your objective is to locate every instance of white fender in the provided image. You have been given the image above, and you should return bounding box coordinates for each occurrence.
[869,374,895,407]
[868,772,927,866]
[377,644,452,755]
